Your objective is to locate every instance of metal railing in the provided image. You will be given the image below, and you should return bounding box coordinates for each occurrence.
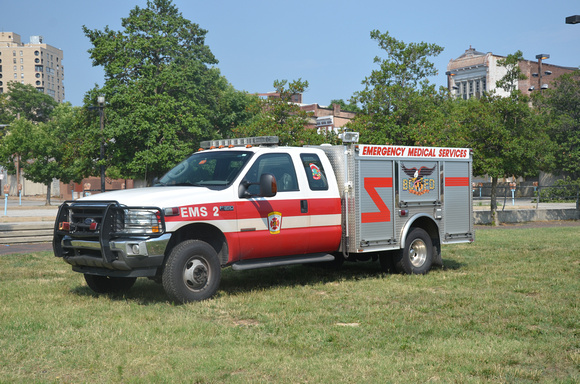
[472,183,580,210]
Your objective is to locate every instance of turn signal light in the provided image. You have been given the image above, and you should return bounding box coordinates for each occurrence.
[59,222,70,231]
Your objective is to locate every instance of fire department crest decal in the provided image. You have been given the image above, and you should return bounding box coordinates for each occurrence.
[401,164,436,196]
[268,211,282,234]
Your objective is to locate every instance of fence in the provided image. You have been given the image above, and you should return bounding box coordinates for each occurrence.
[472,183,580,210]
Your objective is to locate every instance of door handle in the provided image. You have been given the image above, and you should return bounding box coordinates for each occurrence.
[300,200,308,213]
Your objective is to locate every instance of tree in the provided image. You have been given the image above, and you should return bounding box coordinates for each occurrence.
[82,0,245,184]
[0,103,81,205]
[233,79,334,146]
[465,51,549,225]
[2,82,57,123]
[328,99,361,114]
[537,70,580,178]
[350,30,444,145]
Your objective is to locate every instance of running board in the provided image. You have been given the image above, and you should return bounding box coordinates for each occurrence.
[231,253,335,271]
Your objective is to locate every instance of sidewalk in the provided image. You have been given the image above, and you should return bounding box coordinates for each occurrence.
[0,196,62,223]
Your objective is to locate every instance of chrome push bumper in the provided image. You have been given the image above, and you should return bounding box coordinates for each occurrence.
[58,234,171,277]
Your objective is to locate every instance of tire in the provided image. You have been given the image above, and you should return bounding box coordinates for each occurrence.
[394,228,433,275]
[84,274,137,294]
[162,240,221,303]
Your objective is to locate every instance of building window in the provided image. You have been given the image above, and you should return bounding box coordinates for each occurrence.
[20,58,23,64]
[13,50,16,56]
[35,65,43,72]
[35,81,40,86]
[21,73,24,79]
[34,50,40,56]
[35,73,40,78]
[20,51,23,56]
[14,73,17,79]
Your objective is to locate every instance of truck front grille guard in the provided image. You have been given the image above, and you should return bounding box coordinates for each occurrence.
[53,201,166,262]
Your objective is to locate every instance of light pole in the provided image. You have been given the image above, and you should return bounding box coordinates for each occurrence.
[529,54,551,93]
[97,95,106,193]
[566,15,580,24]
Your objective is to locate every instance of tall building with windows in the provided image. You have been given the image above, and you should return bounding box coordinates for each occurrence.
[446,46,576,99]
[0,32,65,103]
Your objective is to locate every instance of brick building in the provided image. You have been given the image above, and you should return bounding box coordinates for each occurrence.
[300,103,356,134]
[446,47,577,99]
[258,91,356,134]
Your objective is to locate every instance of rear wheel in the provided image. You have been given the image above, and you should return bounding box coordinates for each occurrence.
[162,240,221,303]
[84,274,137,294]
[394,228,433,275]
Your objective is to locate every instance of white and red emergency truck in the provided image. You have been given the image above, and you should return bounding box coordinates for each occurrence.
[53,132,474,303]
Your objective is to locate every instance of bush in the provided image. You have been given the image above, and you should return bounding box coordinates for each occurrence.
[537,177,580,202]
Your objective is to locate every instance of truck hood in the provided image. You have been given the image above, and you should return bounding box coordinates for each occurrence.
[79,186,230,208]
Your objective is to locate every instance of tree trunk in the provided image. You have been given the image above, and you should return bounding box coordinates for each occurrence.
[490,176,499,226]
[45,183,51,206]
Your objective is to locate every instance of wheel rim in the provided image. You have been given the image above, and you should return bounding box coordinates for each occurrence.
[183,257,209,291]
[409,238,428,268]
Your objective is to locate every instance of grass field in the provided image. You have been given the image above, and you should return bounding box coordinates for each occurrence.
[0,227,578,383]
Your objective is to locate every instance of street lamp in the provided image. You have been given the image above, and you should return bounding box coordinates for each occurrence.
[529,54,551,92]
[97,95,105,193]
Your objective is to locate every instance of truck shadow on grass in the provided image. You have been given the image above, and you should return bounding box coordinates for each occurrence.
[70,259,465,305]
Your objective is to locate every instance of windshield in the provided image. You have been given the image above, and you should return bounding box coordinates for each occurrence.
[157,150,253,189]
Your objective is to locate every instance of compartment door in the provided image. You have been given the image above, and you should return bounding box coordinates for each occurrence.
[357,159,395,247]
[444,161,471,236]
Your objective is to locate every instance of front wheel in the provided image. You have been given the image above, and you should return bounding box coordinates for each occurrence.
[162,240,221,303]
[84,274,137,294]
[394,228,433,275]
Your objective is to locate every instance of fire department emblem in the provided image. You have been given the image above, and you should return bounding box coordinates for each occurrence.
[401,164,436,196]
[268,211,282,234]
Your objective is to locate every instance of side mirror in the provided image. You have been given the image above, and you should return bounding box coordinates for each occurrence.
[238,173,277,198]
[259,173,277,197]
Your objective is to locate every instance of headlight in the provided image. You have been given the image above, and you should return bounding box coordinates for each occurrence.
[118,209,163,235]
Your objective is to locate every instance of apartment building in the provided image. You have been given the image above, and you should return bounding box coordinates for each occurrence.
[0,32,65,103]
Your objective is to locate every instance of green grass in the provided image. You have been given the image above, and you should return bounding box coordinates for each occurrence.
[1,227,579,383]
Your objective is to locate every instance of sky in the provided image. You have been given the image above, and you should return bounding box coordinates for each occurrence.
[1,0,579,107]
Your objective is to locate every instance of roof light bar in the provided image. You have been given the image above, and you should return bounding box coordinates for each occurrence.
[200,136,279,149]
